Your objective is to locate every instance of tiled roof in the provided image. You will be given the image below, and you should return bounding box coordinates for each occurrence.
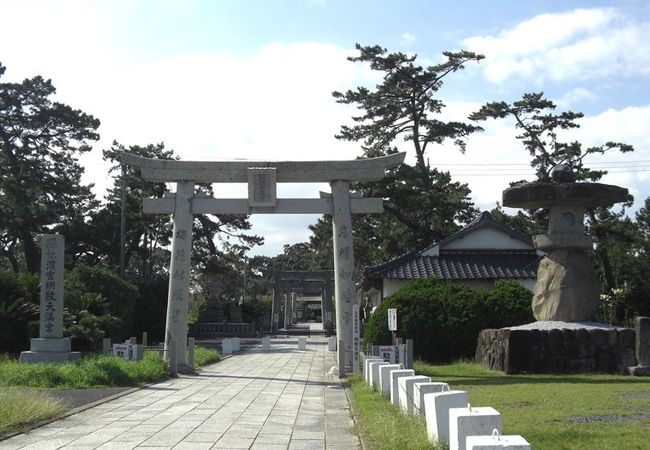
[365,250,540,280]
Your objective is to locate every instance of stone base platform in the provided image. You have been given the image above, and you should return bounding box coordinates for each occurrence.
[628,365,650,376]
[19,337,81,364]
[475,321,636,374]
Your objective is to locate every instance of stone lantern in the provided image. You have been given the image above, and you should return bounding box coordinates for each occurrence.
[502,165,628,322]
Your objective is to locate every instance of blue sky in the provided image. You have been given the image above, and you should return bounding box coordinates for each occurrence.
[1,0,649,256]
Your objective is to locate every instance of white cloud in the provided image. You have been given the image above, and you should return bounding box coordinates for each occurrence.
[401,32,416,46]
[463,8,650,84]
[555,87,596,108]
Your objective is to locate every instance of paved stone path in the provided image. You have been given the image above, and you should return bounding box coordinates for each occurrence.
[1,337,361,450]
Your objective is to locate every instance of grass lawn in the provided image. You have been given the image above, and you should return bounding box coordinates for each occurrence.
[0,346,221,437]
[349,360,650,450]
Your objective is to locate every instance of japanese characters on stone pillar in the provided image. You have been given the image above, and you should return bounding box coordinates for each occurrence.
[165,181,195,370]
[20,234,81,363]
[41,235,64,338]
[332,180,355,375]
[352,304,360,373]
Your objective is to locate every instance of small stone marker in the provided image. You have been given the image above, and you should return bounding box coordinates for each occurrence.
[298,336,307,351]
[424,389,468,445]
[370,361,390,390]
[222,338,233,356]
[233,337,241,352]
[102,338,111,356]
[414,382,449,417]
[449,406,503,450]
[628,316,650,376]
[20,234,81,363]
[328,336,337,351]
[466,429,531,450]
[399,375,431,413]
[262,336,271,351]
[363,356,383,382]
[187,337,195,367]
[379,364,401,397]
[390,369,415,405]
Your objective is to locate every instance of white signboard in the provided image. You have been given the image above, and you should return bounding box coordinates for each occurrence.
[388,308,397,331]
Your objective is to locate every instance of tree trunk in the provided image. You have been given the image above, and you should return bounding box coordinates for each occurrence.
[21,232,40,273]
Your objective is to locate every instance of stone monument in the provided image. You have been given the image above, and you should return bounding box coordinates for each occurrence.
[502,165,628,321]
[628,316,650,376]
[474,167,637,374]
[20,234,81,363]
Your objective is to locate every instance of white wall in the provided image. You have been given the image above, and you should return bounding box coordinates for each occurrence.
[442,227,532,251]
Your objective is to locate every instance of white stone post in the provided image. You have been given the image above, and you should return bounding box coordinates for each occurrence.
[164,181,194,372]
[331,179,355,376]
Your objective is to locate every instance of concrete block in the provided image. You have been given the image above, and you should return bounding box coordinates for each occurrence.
[378,364,401,397]
[414,382,448,417]
[328,336,337,351]
[398,376,431,413]
[222,338,232,356]
[298,337,307,351]
[466,431,531,450]
[449,406,502,450]
[262,336,271,351]
[390,369,415,405]
[424,389,468,445]
[369,361,390,390]
[232,337,241,352]
[363,356,383,382]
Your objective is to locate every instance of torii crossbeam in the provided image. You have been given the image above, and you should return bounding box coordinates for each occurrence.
[121,152,405,376]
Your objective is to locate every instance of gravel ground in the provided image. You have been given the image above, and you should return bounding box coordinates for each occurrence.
[41,387,133,409]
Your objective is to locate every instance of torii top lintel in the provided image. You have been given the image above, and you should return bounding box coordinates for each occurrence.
[119,152,406,183]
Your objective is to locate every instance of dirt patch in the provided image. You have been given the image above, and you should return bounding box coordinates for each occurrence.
[41,387,132,409]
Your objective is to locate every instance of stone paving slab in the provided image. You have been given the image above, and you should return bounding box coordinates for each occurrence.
[0,337,360,450]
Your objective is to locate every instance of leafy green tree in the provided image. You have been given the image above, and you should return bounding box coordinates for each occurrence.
[472,92,644,323]
[0,63,100,273]
[469,92,633,182]
[322,45,482,268]
[333,44,484,174]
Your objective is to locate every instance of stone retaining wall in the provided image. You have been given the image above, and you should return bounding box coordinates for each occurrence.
[475,327,636,374]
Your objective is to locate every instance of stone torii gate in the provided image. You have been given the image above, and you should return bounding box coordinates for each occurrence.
[270,270,335,332]
[121,152,404,375]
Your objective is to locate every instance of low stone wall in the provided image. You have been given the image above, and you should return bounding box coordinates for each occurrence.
[190,322,256,338]
[475,325,636,374]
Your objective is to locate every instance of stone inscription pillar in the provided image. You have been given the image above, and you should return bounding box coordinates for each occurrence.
[331,179,355,375]
[20,234,80,363]
[165,181,194,371]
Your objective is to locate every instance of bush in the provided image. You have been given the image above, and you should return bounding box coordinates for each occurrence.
[0,271,39,355]
[65,264,138,340]
[363,279,533,363]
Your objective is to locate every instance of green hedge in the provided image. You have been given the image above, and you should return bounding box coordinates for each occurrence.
[363,279,533,362]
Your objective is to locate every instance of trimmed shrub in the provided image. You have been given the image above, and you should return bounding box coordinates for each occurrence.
[363,279,533,363]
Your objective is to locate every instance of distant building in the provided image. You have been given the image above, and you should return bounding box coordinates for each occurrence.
[362,211,541,311]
